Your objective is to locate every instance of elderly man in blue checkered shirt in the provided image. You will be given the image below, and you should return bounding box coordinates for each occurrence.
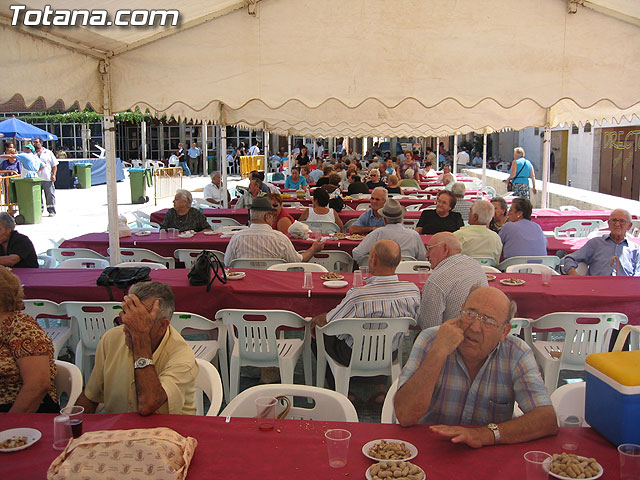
[395,286,558,448]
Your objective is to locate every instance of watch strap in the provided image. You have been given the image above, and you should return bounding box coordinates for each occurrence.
[488,423,500,444]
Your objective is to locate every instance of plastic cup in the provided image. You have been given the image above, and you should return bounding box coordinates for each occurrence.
[360,265,369,278]
[168,228,178,239]
[618,443,640,480]
[60,406,84,439]
[418,267,429,285]
[53,414,72,450]
[302,271,314,289]
[325,429,351,468]
[524,451,551,480]
[352,270,363,287]
[541,269,551,287]
[255,396,277,430]
[159,229,168,239]
[558,414,582,451]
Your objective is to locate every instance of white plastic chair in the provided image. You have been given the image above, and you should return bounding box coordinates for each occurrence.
[131,211,161,231]
[356,203,369,211]
[37,254,56,268]
[381,378,399,424]
[54,360,83,409]
[559,205,580,211]
[216,309,312,401]
[58,258,111,269]
[509,317,530,337]
[358,255,416,267]
[316,317,415,397]
[220,384,359,422]
[554,220,604,238]
[471,256,497,267]
[111,247,175,268]
[485,186,497,197]
[394,261,431,273]
[401,218,419,229]
[61,301,123,382]
[171,311,229,402]
[192,197,219,209]
[481,265,502,273]
[527,312,628,394]
[23,299,72,359]
[114,261,167,270]
[405,204,423,211]
[168,154,179,167]
[612,325,640,351]
[131,160,144,168]
[550,382,589,426]
[267,262,328,272]
[301,221,341,234]
[505,264,560,275]
[343,218,358,232]
[174,249,225,268]
[228,258,285,269]
[206,217,242,231]
[307,251,354,272]
[194,358,224,416]
[497,256,560,272]
[47,248,107,263]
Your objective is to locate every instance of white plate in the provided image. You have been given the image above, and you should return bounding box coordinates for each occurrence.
[134,231,151,236]
[362,439,418,462]
[365,462,425,480]
[500,278,526,286]
[485,274,496,281]
[321,274,345,281]
[203,230,216,235]
[0,428,41,452]
[226,271,246,280]
[178,233,195,238]
[346,235,365,241]
[323,280,348,288]
[543,456,603,480]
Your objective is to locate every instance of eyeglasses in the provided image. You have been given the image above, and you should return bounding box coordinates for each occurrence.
[460,308,501,328]
[609,219,629,225]
[425,242,444,252]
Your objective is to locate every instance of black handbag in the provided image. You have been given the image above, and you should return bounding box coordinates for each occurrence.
[188,251,227,291]
[507,162,526,192]
[96,266,152,300]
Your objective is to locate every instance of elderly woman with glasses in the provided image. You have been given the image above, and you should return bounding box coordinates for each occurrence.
[267,193,295,234]
[160,189,211,232]
[498,197,546,259]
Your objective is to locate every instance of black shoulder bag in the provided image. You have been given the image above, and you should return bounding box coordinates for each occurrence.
[96,266,152,300]
[507,162,526,192]
[188,251,227,291]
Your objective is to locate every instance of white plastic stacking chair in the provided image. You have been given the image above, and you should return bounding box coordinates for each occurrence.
[307,251,354,272]
[192,197,219,209]
[301,221,341,234]
[171,311,229,402]
[401,218,419,229]
[168,155,179,167]
[61,301,123,382]
[174,249,225,268]
[381,378,400,424]
[497,256,560,272]
[394,261,431,273]
[58,258,110,269]
[612,325,640,352]
[405,204,422,211]
[471,256,497,267]
[37,254,56,268]
[550,382,589,426]
[481,265,502,273]
[559,205,580,211]
[528,312,628,394]
[194,358,224,416]
[54,360,83,408]
[267,262,328,272]
[343,218,358,232]
[131,211,161,231]
[554,220,604,238]
[216,309,312,401]
[114,261,167,270]
[228,258,285,269]
[505,264,560,275]
[485,186,497,197]
[23,299,72,359]
[358,255,416,267]
[509,318,530,337]
[220,384,358,422]
[206,216,242,231]
[316,317,415,398]
[356,203,369,211]
[47,248,107,264]
[111,247,175,268]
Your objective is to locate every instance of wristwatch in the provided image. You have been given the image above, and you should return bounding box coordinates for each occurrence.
[134,357,155,369]
[487,423,500,444]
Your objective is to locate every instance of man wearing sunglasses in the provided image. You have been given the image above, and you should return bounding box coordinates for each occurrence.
[395,286,557,447]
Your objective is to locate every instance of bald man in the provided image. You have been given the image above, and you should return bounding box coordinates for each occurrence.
[395,287,557,447]
[417,232,487,329]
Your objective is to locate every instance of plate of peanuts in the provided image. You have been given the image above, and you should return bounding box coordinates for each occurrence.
[366,461,425,480]
[362,439,417,462]
[544,453,603,479]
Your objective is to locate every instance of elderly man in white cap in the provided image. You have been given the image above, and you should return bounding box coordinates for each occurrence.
[352,199,427,265]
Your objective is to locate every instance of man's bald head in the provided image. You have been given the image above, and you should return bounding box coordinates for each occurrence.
[464,286,515,325]
[432,232,462,253]
[369,239,402,273]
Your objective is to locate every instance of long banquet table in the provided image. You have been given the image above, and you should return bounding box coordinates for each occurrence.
[229,196,437,210]
[0,413,621,479]
[15,269,640,324]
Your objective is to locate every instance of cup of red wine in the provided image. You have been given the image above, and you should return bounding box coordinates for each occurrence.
[60,405,84,438]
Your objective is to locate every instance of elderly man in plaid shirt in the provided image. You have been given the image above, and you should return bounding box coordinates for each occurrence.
[394,286,558,448]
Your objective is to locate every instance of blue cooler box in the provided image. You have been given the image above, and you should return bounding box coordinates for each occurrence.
[585,350,640,446]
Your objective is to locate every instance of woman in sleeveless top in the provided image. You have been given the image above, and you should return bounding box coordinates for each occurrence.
[504,147,537,199]
[298,188,343,230]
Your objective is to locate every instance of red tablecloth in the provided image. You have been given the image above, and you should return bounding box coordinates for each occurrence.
[0,413,620,479]
[15,270,640,323]
[532,209,618,231]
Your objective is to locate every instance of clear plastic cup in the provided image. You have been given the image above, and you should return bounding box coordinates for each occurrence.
[558,414,582,451]
[60,405,84,438]
[53,414,72,450]
[359,265,369,278]
[325,429,351,468]
[541,269,551,287]
[302,271,314,289]
[618,443,640,480]
[255,396,277,430]
[524,451,551,480]
[418,267,429,285]
[352,270,363,287]
[168,228,178,239]
[159,229,168,239]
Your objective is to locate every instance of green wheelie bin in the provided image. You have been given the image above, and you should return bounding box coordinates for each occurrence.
[73,163,92,189]
[129,168,152,204]
[10,177,43,224]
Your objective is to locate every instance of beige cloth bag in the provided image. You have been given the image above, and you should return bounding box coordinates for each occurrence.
[47,427,197,480]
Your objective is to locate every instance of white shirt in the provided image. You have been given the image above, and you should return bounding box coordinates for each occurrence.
[203,183,225,204]
[306,207,335,223]
[36,147,58,181]
[248,145,260,156]
[224,223,302,266]
[456,151,470,166]
[352,223,427,264]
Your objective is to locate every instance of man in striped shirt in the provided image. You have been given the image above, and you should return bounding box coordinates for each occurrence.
[395,287,557,447]
[311,239,420,401]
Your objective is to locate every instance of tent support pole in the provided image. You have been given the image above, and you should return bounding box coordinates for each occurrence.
[287,136,292,175]
[202,121,208,175]
[482,132,487,190]
[221,126,228,208]
[141,120,147,163]
[453,135,458,174]
[542,109,552,209]
[435,137,440,170]
[100,58,120,265]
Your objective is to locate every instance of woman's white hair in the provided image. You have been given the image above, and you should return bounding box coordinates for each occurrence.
[175,189,192,205]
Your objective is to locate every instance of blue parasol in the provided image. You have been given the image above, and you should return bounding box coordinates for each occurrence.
[0,116,58,140]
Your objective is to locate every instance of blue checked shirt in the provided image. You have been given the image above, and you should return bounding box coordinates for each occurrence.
[398,327,550,425]
[326,275,420,350]
[562,235,640,276]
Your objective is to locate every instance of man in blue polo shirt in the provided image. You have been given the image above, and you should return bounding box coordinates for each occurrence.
[347,187,387,234]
